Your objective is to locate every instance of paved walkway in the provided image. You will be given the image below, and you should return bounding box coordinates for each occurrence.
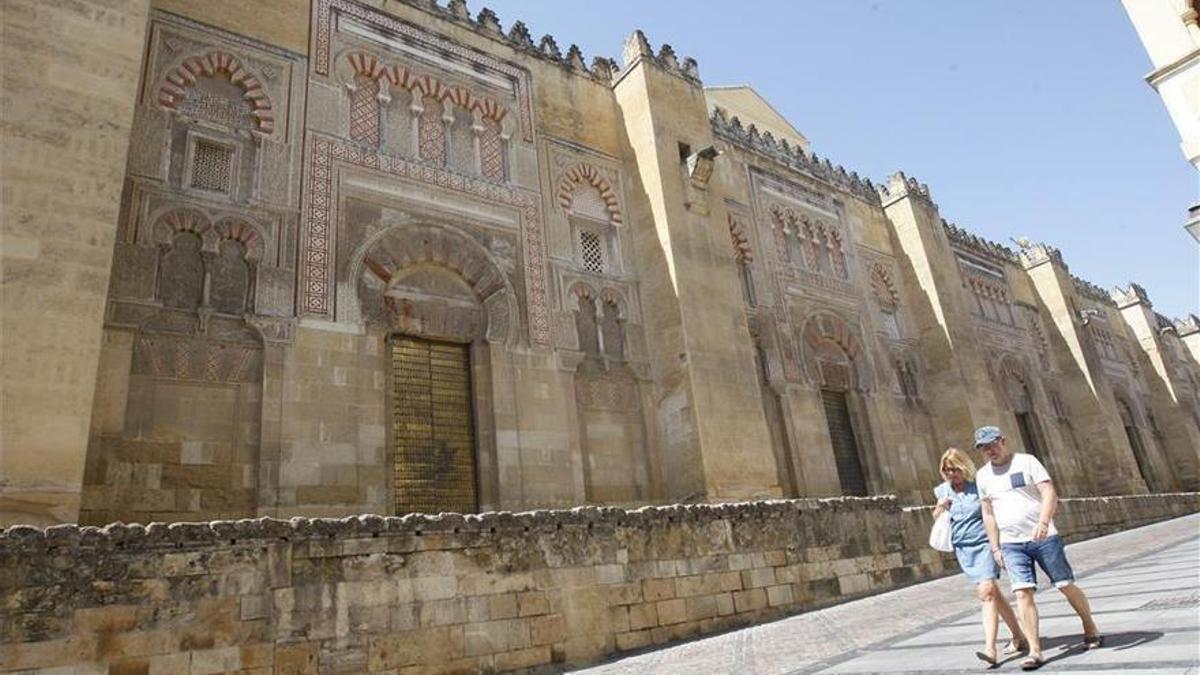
[573,514,1200,674]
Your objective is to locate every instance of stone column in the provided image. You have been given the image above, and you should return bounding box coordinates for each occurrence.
[0,0,151,526]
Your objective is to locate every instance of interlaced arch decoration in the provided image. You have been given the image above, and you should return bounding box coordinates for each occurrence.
[556,163,622,224]
[767,203,848,278]
[354,224,518,345]
[343,51,508,124]
[158,51,275,135]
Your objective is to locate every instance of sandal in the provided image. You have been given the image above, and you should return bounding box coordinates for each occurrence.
[1083,634,1103,649]
[974,650,999,669]
[1021,656,1045,671]
[1004,638,1027,655]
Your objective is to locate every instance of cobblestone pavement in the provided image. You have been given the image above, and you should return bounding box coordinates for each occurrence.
[572,513,1200,675]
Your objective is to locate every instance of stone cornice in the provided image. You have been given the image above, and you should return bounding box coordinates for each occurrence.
[1146,46,1200,88]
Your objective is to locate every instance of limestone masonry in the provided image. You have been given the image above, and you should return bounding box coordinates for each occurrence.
[1,0,1199,529]
[1,494,1196,672]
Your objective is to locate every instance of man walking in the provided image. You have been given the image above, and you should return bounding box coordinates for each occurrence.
[975,425,1102,671]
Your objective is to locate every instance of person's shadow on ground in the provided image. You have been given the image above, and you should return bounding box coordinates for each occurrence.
[1031,630,1164,666]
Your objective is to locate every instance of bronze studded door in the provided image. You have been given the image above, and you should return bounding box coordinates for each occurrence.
[391,336,478,514]
[821,389,868,497]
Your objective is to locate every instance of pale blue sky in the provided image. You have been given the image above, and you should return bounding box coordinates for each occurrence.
[482,0,1198,318]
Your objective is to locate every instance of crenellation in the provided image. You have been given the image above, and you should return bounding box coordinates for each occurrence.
[877,171,936,208]
[1175,314,1200,336]
[619,30,702,84]
[1014,238,1065,270]
[475,7,501,35]
[506,20,534,48]
[1074,275,1117,305]
[941,220,1018,263]
[566,44,587,72]
[539,33,563,60]
[1111,282,1152,308]
[710,107,879,203]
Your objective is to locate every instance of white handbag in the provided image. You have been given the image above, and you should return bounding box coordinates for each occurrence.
[929,511,954,552]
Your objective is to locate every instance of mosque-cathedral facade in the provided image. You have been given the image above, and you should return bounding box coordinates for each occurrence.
[3,0,1198,527]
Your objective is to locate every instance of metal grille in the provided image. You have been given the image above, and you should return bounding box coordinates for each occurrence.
[580,230,604,273]
[821,389,867,496]
[391,337,477,514]
[191,139,232,193]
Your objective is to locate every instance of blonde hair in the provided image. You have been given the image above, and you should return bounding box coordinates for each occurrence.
[939,447,977,482]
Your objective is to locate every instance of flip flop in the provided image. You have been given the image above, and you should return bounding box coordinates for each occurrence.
[974,651,999,669]
[1020,656,1045,671]
[1003,638,1027,655]
[1083,634,1103,649]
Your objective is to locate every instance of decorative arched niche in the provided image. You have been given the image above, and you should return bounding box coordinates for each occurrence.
[800,312,870,392]
[158,51,275,135]
[353,223,518,346]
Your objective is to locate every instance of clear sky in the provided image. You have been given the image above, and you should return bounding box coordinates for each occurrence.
[481,0,1199,318]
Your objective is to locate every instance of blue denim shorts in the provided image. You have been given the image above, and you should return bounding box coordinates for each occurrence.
[955,540,1000,583]
[1001,535,1075,591]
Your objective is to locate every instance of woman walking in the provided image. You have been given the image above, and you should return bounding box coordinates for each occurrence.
[933,448,1026,667]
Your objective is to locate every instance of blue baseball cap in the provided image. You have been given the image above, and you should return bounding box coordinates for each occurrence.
[974,425,1002,448]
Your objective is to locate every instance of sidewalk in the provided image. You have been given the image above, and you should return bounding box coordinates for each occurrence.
[571,513,1200,674]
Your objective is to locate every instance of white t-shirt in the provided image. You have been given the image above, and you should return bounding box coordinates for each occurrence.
[977,453,1058,544]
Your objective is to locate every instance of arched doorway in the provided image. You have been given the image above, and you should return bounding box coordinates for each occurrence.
[355,224,517,514]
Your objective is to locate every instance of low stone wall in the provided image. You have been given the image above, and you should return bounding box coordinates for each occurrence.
[1,493,1195,674]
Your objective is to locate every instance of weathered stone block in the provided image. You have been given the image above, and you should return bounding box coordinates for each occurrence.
[655,598,687,626]
[641,578,676,601]
[517,590,549,617]
[766,584,795,607]
[529,614,565,647]
[732,587,767,613]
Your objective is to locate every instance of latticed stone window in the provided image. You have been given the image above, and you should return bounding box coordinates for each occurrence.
[580,230,604,274]
[349,75,381,146]
[479,118,505,181]
[190,139,233,193]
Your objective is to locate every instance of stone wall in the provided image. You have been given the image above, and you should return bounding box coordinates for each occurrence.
[2,493,1195,674]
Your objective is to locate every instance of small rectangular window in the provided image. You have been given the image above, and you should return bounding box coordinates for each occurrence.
[190,139,233,193]
[580,230,604,274]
